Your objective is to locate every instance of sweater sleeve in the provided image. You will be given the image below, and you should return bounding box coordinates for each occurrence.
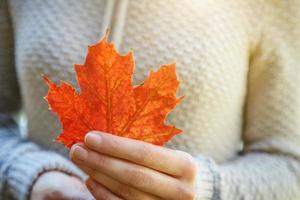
[194,148,300,200]
[193,6,300,199]
[0,2,85,200]
[0,114,86,200]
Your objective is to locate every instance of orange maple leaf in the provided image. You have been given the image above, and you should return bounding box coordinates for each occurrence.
[43,35,183,148]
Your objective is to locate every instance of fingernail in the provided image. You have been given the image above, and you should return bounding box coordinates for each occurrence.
[72,145,88,161]
[85,132,102,148]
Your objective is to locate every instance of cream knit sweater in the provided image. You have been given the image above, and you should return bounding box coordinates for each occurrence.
[1,0,300,199]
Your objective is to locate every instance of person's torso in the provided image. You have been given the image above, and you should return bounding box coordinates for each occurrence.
[8,0,274,162]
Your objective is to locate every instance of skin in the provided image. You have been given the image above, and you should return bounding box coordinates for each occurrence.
[69,131,198,200]
[31,171,95,200]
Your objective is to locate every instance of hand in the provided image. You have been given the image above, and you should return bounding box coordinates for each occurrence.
[70,131,197,200]
[31,171,95,200]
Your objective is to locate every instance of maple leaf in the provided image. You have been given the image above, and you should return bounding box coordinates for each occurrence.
[43,34,183,148]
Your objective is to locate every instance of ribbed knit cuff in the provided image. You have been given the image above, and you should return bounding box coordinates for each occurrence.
[194,156,220,200]
[4,150,86,200]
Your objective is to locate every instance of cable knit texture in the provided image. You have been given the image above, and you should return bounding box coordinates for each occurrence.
[0,0,300,199]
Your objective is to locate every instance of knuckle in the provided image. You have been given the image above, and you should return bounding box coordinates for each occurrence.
[176,184,195,200]
[88,169,97,179]
[116,184,133,198]
[177,151,198,178]
[107,138,120,153]
[135,145,154,164]
[126,167,151,187]
[94,189,110,200]
[94,154,108,169]
[186,158,198,178]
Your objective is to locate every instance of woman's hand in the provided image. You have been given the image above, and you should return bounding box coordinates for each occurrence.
[70,131,198,200]
[31,171,94,200]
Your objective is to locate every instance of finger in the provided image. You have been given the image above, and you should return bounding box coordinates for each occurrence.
[84,131,196,178]
[86,178,122,200]
[73,146,193,200]
[85,170,160,200]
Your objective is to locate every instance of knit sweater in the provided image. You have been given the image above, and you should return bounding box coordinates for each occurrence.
[1,0,300,199]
